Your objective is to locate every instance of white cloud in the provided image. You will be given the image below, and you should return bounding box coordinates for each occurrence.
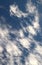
[27,25,36,35]
[0,28,8,38]
[26,2,36,14]
[19,29,24,38]
[19,38,31,49]
[33,21,39,29]
[0,46,3,53]
[29,53,38,65]
[6,43,22,56]
[35,45,42,55]
[32,11,40,33]
[10,4,28,18]
[26,1,40,35]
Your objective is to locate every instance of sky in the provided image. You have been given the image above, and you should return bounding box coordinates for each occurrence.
[0,0,42,65]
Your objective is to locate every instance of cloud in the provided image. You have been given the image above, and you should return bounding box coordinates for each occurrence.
[25,2,40,35]
[19,38,31,49]
[26,2,36,13]
[32,11,40,29]
[10,4,28,18]
[35,45,42,55]
[29,53,38,65]
[0,28,8,38]
[27,25,37,35]
[19,29,24,38]
[0,46,3,53]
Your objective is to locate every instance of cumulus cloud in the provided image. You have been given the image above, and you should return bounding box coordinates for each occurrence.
[26,2,36,14]
[29,53,38,65]
[35,45,42,55]
[10,4,28,18]
[27,25,37,35]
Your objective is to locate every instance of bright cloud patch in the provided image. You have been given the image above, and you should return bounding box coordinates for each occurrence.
[29,53,38,65]
[27,25,36,35]
[10,4,28,18]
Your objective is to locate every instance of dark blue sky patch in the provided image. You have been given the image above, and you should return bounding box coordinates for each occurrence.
[23,30,29,37]
[13,0,27,12]
[37,4,42,13]
[33,32,42,42]
[9,32,17,41]
[7,16,22,30]
[29,43,36,51]
[0,0,15,7]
